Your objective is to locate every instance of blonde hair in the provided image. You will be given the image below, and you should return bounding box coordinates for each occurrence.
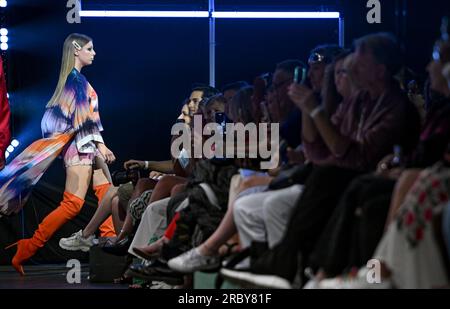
[47,33,92,107]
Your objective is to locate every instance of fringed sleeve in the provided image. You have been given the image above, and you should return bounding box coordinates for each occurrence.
[62,70,104,153]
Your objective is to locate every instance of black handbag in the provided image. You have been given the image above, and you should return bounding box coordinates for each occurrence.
[268,162,313,190]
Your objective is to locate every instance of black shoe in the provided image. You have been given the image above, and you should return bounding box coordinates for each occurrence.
[125,263,184,285]
[102,236,132,256]
[251,244,296,282]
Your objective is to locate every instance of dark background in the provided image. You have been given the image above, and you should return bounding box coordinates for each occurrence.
[1,0,449,264]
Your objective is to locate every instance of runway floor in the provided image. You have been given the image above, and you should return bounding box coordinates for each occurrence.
[0,264,128,289]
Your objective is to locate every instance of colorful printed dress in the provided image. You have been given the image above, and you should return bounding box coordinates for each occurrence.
[0,68,104,216]
[374,162,450,288]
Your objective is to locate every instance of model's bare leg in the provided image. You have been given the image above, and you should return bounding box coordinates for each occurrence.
[65,165,93,198]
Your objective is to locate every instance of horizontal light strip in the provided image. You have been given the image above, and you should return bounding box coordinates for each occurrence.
[80,11,340,19]
[212,11,340,19]
[80,10,209,18]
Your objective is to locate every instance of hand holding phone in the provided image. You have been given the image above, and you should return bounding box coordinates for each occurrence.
[294,66,307,84]
[215,112,228,134]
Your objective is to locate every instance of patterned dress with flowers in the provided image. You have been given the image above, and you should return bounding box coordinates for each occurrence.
[374,161,450,288]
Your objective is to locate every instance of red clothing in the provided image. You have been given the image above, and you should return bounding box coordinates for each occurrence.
[0,56,10,161]
[164,212,180,239]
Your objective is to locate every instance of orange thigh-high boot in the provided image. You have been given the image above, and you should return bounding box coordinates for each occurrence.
[5,191,85,275]
[94,183,117,237]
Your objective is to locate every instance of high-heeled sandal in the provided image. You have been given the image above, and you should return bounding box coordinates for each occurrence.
[221,242,240,257]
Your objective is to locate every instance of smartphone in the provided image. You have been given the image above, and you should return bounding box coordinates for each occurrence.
[177,148,190,170]
[215,112,228,134]
[294,66,307,84]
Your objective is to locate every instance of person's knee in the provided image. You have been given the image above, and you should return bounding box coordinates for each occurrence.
[171,183,186,196]
[233,195,259,222]
[158,175,175,187]
[112,195,119,205]
[135,177,157,192]
[112,196,127,220]
[262,193,289,223]
[112,195,126,212]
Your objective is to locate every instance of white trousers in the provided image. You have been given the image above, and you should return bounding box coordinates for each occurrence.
[128,197,170,257]
[233,184,303,249]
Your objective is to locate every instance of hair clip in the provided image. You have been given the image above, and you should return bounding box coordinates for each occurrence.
[72,40,82,51]
[308,52,325,64]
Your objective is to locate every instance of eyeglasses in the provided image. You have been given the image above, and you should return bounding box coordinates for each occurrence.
[308,52,325,64]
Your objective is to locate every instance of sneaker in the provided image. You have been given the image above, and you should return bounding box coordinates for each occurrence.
[124,263,184,285]
[167,247,221,273]
[59,230,97,252]
[150,281,176,289]
[303,279,320,289]
[220,268,292,289]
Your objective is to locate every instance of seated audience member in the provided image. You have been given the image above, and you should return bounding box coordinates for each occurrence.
[221,81,250,103]
[220,33,421,289]
[312,22,450,289]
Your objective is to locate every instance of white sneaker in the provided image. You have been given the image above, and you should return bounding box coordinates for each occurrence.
[167,247,221,273]
[150,281,177,289]
[59,230,97,252]
[220,268,292,289]
[303,279,320,289]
